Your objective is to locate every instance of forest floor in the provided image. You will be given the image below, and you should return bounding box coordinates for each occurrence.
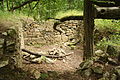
[21,18,84,80]
[1,15,120,80]
[24,45,83,73]
[23,44,83,80]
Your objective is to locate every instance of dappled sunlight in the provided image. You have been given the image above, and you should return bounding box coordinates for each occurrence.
[55,10,83,19]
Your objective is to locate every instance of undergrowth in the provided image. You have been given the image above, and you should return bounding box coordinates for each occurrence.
[95,19,120,31]
[95,19,120,51]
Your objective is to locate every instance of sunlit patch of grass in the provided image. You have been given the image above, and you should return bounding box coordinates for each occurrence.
[95,19,120,31]
[0,11,17,19]
[0,10,29,21]
[55,10,83,19]
[95,19,120,51]
[96,36,120,52]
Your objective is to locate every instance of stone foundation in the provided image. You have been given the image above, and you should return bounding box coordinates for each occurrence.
[22,19,84,46]
[0,19,22,68]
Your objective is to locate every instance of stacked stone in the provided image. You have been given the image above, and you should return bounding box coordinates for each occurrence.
[77,48,120,80]
[55,20,83,44]
[22,19,84,46]
[0,21,22,69]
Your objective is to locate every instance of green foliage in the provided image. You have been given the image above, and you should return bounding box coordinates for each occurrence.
[0,10,25,21]
[95,19,120,51]
[38,73,49,80]
[96,37,110,51]
[95,19,120,31]
[55,10,83,19]
[96,35,120,51]
[0,0,84,20]
[0,10,14,19]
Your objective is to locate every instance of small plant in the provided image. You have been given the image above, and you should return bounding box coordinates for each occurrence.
[96,35,120,53]
[96,37,108,51]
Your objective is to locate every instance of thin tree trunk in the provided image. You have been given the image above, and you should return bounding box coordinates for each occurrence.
[83,0,95,60]
[6,0,9,10]
[1,0,4,11]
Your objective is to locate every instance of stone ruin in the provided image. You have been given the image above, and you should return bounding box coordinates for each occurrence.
[20,18,84,64]
[22,19,84,47]
[0,17,84,69]
[0,19,23,69]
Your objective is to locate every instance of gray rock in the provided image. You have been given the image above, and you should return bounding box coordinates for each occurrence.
[98,53,109,63]
[6,41,15,46]
[79,60,93,70]
[46,58,56,64]
[81,68,92,77]
[0,45,3,49]
[103,71,110,78]
[33,70,41,79]
[114,66,120,76]
[0,39,4,44]
[92,66,103,74]
[111,74,117,80]
[108,58,118,66]
[30,55,36,59]
[95,50,104,57]
[7,29,16,37]
[61,35,68,42]
[30,69,41,79]
[98,77,109,80]
[0,58,9,68]
[55,35,62,42]
[91,56,100,61]
[31,57,42,63]
[2,32,7,36]
[48,71,58,77]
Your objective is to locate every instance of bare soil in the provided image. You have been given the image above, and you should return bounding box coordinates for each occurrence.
[23,44,83,72]
[20,18,85,80]
[23,43,83,80]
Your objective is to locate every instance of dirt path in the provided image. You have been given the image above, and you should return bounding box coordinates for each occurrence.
[21,18,84,79]
[23,44,83,73]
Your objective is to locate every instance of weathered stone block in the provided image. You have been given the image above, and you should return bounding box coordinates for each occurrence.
[0,19,23,68]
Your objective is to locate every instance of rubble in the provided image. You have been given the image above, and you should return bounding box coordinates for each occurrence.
[23,48,72,64]
[77,47,120,80]
[23,20,84,47]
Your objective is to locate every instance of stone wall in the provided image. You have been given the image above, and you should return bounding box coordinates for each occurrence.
[22,19,84,47]
[0,19,22,68]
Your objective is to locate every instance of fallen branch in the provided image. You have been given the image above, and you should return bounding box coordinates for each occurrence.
[22,49,72,58]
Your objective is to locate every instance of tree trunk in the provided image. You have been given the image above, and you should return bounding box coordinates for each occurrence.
[83,0,95,60]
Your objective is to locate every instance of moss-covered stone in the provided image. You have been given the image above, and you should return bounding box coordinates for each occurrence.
[79,60,93,70]
[111,74,117,80]
[114,66,120,76]
[0,19,23,69]
[92,66,103,74]
[81,68,92,77]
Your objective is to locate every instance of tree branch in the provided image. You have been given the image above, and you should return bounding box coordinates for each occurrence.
[91,0,120,7]
[91,1,116,7]
[9,0,39,11]
[22,49,72,58]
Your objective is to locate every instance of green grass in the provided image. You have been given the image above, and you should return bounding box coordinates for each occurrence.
[0,10,30,21]
[95,19,120,51]
[95,19,120,32]
[55,10,83,19]
[0,11,18,19]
